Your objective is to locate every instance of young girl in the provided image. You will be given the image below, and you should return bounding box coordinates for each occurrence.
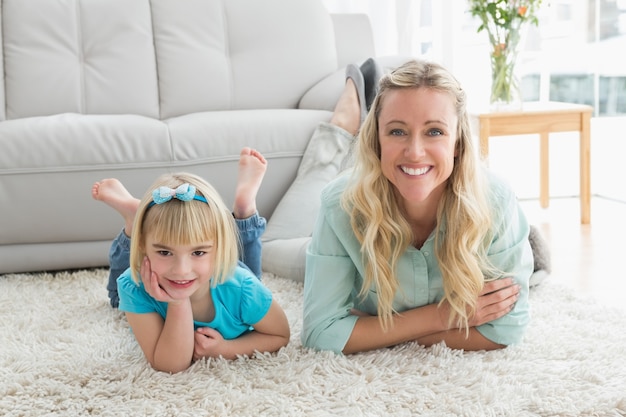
[92,148,290,373]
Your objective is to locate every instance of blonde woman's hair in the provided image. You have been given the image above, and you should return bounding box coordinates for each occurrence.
[343,59,501,332]
[129,172,239,286]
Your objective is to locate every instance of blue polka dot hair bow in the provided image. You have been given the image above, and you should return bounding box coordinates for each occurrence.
[150,183,207,206]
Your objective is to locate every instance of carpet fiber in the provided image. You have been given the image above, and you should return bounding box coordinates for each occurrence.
[1,269,625,417]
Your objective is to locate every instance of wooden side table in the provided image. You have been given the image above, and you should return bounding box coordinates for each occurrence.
[470,101,593,224]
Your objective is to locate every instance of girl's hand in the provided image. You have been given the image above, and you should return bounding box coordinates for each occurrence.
[468,277,520,327]
[140,256,177,303]
[193,327,227,360]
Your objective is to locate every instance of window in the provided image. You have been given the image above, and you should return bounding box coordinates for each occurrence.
[518,0,626,116]
[323,0,626,200]
[324,0,626,116]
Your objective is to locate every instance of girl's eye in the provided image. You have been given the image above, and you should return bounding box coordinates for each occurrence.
[157,250,171,256]
[192,251,206,257]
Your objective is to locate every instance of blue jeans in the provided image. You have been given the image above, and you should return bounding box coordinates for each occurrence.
[106,212,266,308]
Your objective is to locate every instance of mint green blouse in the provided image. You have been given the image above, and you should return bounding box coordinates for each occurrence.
[302,171,533,354]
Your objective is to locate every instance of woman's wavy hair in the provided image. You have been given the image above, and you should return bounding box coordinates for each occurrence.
[342,59,500,332]
[129,172,239,287]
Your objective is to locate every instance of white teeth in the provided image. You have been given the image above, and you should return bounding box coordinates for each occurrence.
[173,280,190,284]
[401,166,429,176]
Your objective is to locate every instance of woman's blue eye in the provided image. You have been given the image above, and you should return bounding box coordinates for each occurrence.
[428,129,444,137]
[390,129,405,136]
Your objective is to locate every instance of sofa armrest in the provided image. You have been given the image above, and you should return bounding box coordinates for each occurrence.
[297,54,416,112]
[298,13,375,112]
[298,12,414,113]
[297,69,344,112]
[330,13,375,68]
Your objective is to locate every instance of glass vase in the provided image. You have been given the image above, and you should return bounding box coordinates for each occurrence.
[489,33,523,111]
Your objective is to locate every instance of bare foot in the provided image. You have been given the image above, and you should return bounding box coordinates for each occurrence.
[92,178,140,235]
[233,148,267,219]
[330,78,362,136]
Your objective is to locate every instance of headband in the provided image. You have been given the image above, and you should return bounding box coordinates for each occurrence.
[148,183,208,207]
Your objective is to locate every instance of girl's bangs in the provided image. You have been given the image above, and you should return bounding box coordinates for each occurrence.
[143,201,217,246]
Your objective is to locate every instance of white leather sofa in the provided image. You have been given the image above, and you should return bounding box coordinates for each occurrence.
[0,0,378,274]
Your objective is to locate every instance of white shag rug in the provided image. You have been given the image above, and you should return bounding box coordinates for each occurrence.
[1,269,625,417]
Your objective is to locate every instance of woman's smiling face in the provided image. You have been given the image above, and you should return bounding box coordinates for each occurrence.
[378,87,458,212]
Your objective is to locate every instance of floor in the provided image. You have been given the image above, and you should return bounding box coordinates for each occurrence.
[481,115,626,312]
[519,196,625,311]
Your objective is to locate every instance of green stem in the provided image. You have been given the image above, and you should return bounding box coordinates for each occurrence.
[490,30,521,104]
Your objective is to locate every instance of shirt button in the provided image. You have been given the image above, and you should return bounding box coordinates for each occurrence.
[423,251,429,256]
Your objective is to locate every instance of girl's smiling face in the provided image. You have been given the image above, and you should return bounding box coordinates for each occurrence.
[378,87,458,214]
[144,232,215,299]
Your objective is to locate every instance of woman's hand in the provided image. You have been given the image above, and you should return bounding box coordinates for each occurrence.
[436,277,520,330]
[468,277,520,327]
[139,256,178,304]
[193,327,227,360]
[350,309,372,317]
[411,278,520,351]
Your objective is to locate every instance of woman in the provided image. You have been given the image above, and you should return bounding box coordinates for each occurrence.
[302,59,532,354]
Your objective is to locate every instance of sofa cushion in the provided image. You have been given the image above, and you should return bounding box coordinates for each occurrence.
[0,109,331,247]
[152,0,338,118]
[0,114,170,171]
[0,113,170,245]
[262,238,310,283]
[3,0,159,119]
[263,122,354,242]
[166,109,331,162]
[166,109,333,217]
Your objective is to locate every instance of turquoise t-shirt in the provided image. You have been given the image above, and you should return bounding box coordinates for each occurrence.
[117,266,273,340]
[302,170,533,353]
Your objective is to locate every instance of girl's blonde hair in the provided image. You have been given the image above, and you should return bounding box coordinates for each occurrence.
[129,172,239,286]
[343,59,501,332]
